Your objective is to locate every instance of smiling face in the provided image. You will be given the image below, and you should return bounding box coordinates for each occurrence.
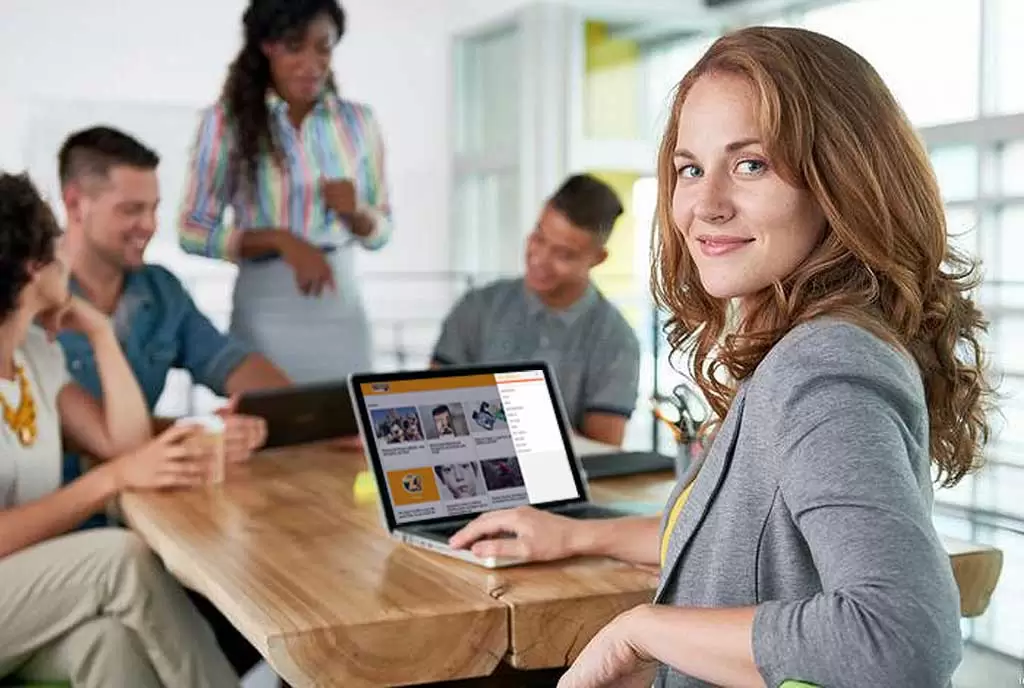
[388,422,403,442]
[263,13,338,107]
[433,408,454,436]
[524,205,606,301]
[66,165,160,270]
[670,72,826,302]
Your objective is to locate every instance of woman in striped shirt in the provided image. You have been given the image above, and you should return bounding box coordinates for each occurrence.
[178,0,391,383]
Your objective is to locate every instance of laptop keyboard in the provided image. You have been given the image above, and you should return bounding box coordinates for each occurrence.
[409,505,628,545]
[554,504,630,520]
[422,524,464,540]
[412,523,517,541]
[413,501,626,540]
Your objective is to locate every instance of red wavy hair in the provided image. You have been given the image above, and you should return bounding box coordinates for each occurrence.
[650,26,993,486]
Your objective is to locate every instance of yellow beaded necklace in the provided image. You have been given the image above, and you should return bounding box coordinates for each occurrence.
[0,364,37,447]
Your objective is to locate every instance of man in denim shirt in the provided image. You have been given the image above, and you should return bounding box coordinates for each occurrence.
[55,126,291,681]
[57,127,290,481]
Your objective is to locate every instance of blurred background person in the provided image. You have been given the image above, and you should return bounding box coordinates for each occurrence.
[0,172,238,688]
[432,175,639,447]
[178,0,392,384]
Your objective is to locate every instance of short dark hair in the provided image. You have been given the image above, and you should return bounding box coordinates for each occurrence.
[432,405,451,417]
[0,173,62,320]
[548,174,624,243]
[58,126,159,187]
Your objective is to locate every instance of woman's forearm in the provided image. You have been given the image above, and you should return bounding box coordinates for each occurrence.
[0,465,119,559]
[572,516,663,566]
[90,326,150,453]
[625,605,763,687]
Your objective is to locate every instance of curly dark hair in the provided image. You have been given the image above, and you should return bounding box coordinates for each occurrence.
[0,173,61,320]
[222,0,346,190]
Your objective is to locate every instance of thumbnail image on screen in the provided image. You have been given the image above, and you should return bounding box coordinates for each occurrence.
[480,456,525,491]
[370,407,425,444]
[464,399,508,433]
[420,403,470,440]
[433,461,487,501]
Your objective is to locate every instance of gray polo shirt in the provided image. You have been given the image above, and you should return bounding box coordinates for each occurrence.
[432,278,640,431]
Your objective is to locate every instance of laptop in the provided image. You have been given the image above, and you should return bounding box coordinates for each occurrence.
[236,381,358,449]
[348,361,635,568]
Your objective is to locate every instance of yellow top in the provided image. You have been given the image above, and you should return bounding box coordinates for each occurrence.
[660,480,696,567]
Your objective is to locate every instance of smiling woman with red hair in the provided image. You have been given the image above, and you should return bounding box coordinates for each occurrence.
[452,26,992,688]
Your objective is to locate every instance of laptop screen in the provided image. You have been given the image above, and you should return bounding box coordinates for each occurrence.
[356,367,582,525]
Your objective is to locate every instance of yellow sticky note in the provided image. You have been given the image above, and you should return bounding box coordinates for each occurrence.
[353,471,379,504]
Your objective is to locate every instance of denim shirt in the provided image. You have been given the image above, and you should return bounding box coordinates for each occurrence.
[58,264,253,485]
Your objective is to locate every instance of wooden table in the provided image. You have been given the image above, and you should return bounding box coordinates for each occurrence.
[121,446,508,687]
[121,443,1003,686]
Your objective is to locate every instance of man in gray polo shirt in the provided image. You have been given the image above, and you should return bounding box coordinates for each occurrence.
[432,174,640,446]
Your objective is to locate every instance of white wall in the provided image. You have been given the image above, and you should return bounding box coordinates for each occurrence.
[0,0,455,274]
[446,0,537,33]
[444,0,721,34]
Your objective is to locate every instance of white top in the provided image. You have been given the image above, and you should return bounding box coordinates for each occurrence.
[0,326,68,508]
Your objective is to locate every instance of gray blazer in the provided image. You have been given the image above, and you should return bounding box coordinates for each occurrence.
[654,319,962,688]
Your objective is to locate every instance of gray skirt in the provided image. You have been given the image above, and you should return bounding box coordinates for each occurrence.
[230,247,372,384]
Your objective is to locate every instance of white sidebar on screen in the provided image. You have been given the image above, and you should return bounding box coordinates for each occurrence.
[495,371,580,504]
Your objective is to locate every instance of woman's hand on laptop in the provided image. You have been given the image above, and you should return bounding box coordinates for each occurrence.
[448,507,584,562]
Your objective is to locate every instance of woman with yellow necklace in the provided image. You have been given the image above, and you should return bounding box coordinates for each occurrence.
[0,173,239,686]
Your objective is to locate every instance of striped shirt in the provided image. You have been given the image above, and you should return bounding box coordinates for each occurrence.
[178,90,391,261]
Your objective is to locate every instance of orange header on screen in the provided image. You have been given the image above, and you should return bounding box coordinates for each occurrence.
[360,374,497,395]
